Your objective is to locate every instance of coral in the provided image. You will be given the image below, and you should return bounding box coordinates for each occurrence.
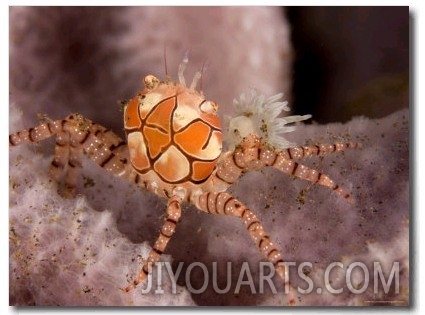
[9,104,409,306]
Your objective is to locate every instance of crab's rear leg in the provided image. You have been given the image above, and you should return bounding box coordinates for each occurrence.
[282,142,361,160]
[10,114,133,195]
[269,155,353,201]
[123,195,182,293]
[55,131,84,196]
[222,135,359,202]
[193,191,297,305]
[10,118,78,195]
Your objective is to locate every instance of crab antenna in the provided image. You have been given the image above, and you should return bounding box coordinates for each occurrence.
[190,61,208,91]
[178,50,189,87]
[163,44,169,80]
[200,61,208,92]
[190,70,202,90]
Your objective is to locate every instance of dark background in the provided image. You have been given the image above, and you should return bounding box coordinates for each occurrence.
[10,7,409,129]
[287,6,409,123]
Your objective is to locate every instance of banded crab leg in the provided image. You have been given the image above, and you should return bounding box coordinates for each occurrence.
[10,114,183,293]
[213,134,360,202]
[9,113,133,195]
[123,195,182,292]
[192,191,297,306]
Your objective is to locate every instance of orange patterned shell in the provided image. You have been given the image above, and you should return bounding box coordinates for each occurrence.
[124,75,222,184]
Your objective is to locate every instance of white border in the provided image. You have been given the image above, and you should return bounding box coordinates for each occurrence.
[2,2,422,314]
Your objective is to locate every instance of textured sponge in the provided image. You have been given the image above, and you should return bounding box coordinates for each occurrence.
[9,105,409,306]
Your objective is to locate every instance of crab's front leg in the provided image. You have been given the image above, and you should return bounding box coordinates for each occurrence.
[123,195,182,293]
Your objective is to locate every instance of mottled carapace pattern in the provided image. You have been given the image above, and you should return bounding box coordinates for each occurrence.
[124,75,222,184]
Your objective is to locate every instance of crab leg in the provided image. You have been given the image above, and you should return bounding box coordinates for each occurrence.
[278,142,361,160]
[193,191,296,305]
[10,114,133,195]
[270,156,353,201]
[213,134,358,201]
[123,195,182,292]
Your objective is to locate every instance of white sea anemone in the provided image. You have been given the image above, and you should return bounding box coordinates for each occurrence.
[224,89,312,149]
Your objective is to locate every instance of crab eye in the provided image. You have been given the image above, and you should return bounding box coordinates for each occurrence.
[143,75,160,90]
[200,101,218,114]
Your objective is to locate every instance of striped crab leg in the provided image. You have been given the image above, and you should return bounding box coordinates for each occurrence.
[192,191,297,306]
[213,134,360,201]
[10,114,133,195]
[123,195,182,293]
